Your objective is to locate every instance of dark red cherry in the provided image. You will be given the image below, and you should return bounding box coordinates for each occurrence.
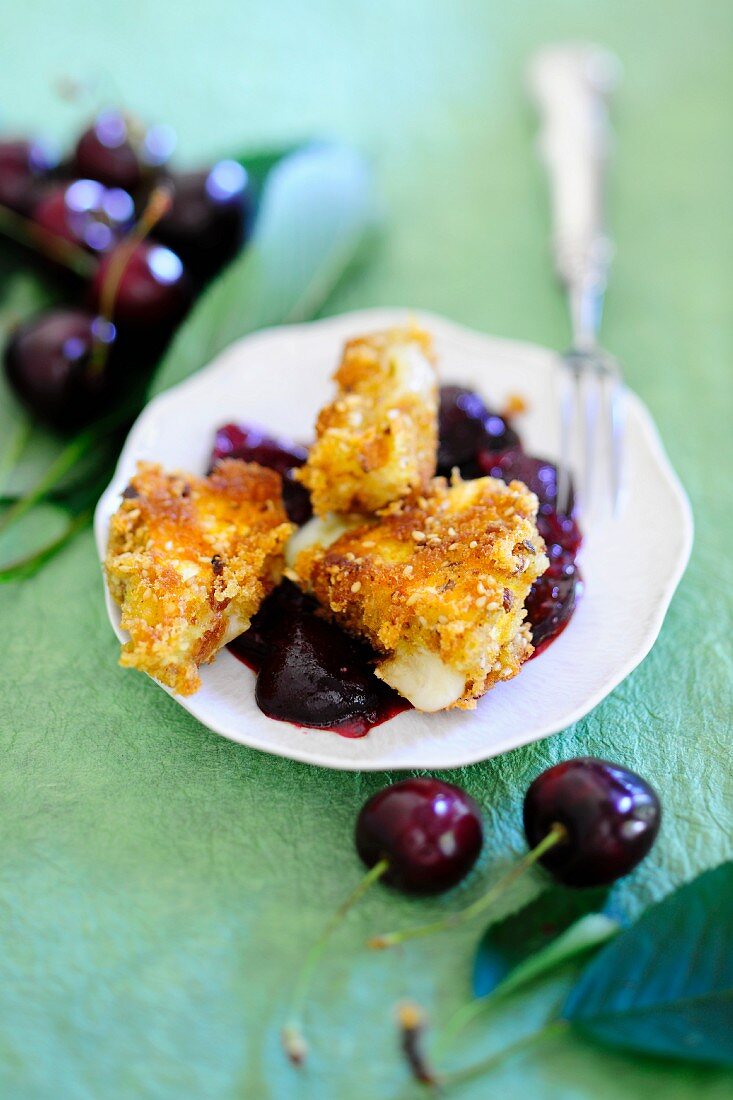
[155,161,253,279]
[33,178,135,254]
[437,385,519,478]
[211,423,311,525]
[3,308,114,429]
[356,779,483,894]
[254,605,404,737]
[526,558,583,655]
[282,775,482,1063]
[89,240,192,333]
[0,139,60,214]
[74,111,141,191]
[478,448,574,516]
[523,758,661,887]
[73,110,176,191]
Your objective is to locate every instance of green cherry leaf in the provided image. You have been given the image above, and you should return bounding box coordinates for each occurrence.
[473,885,617,998]
[487,913,620,1003]
[231,144,301,193]
[564,861,733,1067]
[438,892,619,1051]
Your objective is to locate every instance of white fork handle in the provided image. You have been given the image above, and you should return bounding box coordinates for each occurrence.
[527,44,621,348]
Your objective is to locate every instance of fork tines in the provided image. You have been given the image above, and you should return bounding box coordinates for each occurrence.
[557,348,624,520]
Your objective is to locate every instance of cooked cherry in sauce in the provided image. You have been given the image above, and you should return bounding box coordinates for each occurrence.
[211,423,312,525]
[221,386,583,736]
[229,580,408,737]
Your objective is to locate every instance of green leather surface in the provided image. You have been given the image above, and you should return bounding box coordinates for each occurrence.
[1,2,732,1097]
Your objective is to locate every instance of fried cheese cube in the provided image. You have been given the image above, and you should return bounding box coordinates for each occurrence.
[296,324,439,516]
[289,475,548,711]
[105,460,293,696]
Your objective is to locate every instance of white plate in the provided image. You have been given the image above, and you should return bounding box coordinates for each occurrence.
[94,309,693,771]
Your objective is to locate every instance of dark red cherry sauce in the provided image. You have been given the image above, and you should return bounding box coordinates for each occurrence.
[218,387,583,736]
[228,580,409,736]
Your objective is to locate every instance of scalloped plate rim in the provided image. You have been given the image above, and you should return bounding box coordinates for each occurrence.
[94,308,693,771]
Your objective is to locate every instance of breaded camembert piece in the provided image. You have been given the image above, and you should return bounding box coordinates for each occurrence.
[289,476,548,711]
[106,460,293,696]
[296,324,438,515]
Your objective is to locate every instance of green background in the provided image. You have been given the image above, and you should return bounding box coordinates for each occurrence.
[1,1,732,1097]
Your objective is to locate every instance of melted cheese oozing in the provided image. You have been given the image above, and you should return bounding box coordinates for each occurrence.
[376,647,465,711]
[222,612,249,645]
[285,513,362,569]
[390,343,435,400]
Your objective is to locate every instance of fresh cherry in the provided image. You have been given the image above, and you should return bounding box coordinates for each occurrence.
[73,110,175,191]
[74,112,140,191]
[282,776,483,1065]
[33,179,135,255]
[0,139,59,214]
[4,308,115,429]
[393,763,661,1086]
[155,160,253,279]
[437,385,519,478]
[370,758,660,952]
[523,758,662,887]
[89,240,192,334]
[356,779,483,894]
[526,559,583,655]
[211,423,311,525]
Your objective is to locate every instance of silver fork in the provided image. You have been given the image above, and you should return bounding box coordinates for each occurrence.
[528,43,624,519]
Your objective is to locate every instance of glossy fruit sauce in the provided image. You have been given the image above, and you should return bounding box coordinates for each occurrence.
[228,580,409,737]
[217,387,583,735]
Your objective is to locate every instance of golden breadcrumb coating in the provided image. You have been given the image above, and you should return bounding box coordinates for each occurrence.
[290,475,548,710]
[106,460,293,696]
[296,324,438,516]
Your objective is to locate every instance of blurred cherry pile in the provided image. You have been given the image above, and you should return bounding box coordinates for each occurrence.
[0,109,255,431]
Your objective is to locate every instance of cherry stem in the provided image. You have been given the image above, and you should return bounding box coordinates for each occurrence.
[397,1002,440,1086]
[88,184,173,377]
[434,991,498,1056]
[367,823,567,950]
[281,856,390,1066]
[435,1017,570,1089]
[0,202,96,279]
